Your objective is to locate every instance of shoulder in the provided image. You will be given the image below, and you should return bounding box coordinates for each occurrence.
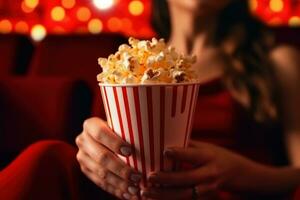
[270,45,300,84]
[270,45,300,64]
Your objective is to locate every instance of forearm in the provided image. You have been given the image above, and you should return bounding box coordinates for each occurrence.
[243,163,300,194]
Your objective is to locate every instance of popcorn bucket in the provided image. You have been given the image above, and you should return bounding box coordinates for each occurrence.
[99,83,200,185]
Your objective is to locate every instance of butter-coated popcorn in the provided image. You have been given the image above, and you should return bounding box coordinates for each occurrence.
[97,37,198,84]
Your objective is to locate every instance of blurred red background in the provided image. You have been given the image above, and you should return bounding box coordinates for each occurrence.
[0,2,300,199]
[0,0,300,41]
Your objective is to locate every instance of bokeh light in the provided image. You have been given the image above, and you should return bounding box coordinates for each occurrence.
[24,0,39,9]
[61,0,76,9]
[128,1,144,16]
[107,17,122,32]
[269,0,284,12]
[53,26,66,34]
[93,0,115,10]
[88,18,103,34]
[0,19,13,34]
[77,7,91,22]
[269,17,283,26]
[249,0,258,12]
[289,16,300,27]
[51,6,66,21]
[21,1,35,13]
[15,21,29,34]
[0,0,299,37]
[75,26,87,33]
[121,18,133,30]
[31,24,47,41]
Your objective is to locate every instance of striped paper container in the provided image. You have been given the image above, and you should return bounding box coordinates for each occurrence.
[99,82,200,185]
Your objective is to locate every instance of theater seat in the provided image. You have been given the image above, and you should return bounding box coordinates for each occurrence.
[0,34,34,75]
[29,34,126,84]
[0,77,92,168]
[28,34,126,118]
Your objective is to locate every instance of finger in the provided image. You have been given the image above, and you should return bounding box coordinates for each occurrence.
[148,164,218,186]
[77,150,140,196]
[77,134,142,183]
[164,147,213,165]
[188,140,210,148]
[80,165,132,199]
[195,183,219,195]
[77,150,107,179]
[83,117,132,156]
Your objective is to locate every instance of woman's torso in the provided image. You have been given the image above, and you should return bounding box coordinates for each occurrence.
[189,48,287,166]
[191,77,288,166]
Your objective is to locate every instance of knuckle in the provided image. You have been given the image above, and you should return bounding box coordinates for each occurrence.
[119,181,128,191]
[114,189,123,199]
[94,127,105,141]
[107,184,115,194]
[98,151,110,165]
[96,180,106,190]
[119,166,131,179]
[97,168,108,179]
[83,118,92,130]
[76,152,82,162]
[80,166,88,174]
[75,135,82,147]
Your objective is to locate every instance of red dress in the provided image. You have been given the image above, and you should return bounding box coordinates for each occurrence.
[0,78,298,200]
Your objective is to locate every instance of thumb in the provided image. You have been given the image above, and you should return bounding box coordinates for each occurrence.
[164,147,213,165]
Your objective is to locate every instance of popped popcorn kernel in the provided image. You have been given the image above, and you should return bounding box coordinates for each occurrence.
[97,37,198,84]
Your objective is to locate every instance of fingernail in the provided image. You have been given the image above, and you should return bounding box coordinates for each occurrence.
[128,186,139,195]
[130,173,142,183]
[123,193,131,200]
[120,146,132,156]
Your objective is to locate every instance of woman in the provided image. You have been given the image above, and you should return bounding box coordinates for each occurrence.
[75,0,300,199]
[1,0,299,200]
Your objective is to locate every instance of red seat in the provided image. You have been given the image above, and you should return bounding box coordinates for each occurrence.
[0,77,92,168]
[29,34,126,83]
[29,34,126,119]
[0,34,34,75]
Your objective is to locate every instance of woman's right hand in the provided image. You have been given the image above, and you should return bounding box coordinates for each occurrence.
[75,117,141,200]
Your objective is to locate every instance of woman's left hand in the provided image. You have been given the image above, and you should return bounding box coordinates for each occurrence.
[141,140,259,200]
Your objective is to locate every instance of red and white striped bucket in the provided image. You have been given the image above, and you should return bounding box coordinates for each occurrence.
[99,83,200,185]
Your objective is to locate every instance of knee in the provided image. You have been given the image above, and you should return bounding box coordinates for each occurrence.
[23,140,78,167]
[28,140,75,153]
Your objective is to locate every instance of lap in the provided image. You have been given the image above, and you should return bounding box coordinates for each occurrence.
[2,140,296,200]
[0,140,115,200]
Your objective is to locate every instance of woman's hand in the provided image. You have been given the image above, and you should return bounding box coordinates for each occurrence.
[76,117,141,200]
[141,140,261,200]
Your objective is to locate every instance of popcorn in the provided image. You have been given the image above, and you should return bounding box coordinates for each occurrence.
[97,37,198,84]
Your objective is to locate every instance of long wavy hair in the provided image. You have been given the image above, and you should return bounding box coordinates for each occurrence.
[151,0,280,122]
